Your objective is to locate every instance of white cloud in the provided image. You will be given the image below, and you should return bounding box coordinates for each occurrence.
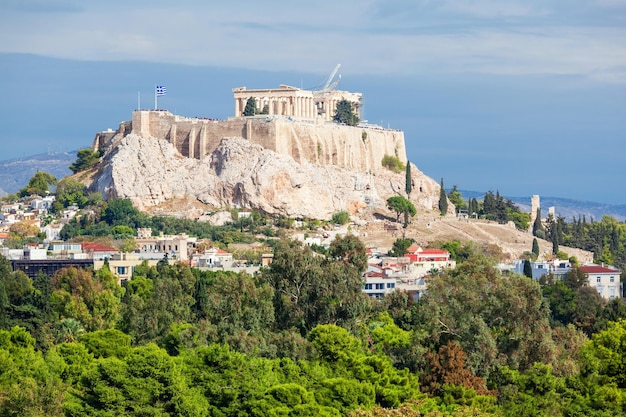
[438,0,547,18]
[0,1,624,82]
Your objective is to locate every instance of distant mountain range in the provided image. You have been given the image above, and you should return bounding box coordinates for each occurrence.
[0,151,75,195]
[0,152,623,222]
[459,190,626,222]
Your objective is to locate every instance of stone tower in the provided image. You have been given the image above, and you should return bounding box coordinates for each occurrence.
[530,195,540,231]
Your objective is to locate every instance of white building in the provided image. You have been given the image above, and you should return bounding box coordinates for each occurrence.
[513,259,572,280]
[580,265,622,300]
[42,223,63,241]
[362,271,397,299]
[191,248,234,268]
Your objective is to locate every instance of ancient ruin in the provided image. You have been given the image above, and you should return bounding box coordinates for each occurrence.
[88,75,440,219]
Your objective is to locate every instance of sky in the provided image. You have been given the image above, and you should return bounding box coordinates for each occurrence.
[0,0,625,204]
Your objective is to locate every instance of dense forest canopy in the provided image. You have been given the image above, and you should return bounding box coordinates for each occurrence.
[3,173,626,415]
[2,234,626,415]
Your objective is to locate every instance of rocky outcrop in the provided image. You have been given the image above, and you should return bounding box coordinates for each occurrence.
[89,133,441,220]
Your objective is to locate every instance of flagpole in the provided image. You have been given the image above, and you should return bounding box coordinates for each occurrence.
[154,85,157,110]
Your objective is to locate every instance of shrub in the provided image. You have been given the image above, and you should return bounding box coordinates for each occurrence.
[381,155,405,173]
[331,211,350,225]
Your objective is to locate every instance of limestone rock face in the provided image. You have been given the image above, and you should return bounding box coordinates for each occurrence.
[89,134,440,220]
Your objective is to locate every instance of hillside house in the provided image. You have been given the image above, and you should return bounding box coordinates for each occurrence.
[513,259,572,280]
[580,265,622,300]
[82,242,119,260]
[405,245,455,276]
[362,245,455,300]
[135,232,196,262]
[363,271,397,299]
[42,223,63,241]
[94,252,159,285]
[192,248,234,268]
[30,196,55,211]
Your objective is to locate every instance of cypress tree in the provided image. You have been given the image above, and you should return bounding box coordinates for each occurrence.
[532,208,543,236]
[523,259,533,278]
[531,238,540,259]
[438,178,448,216]
[243,97,257,116]
[469,198,479,217]
[552,234,559,255]
[405,162,412,197]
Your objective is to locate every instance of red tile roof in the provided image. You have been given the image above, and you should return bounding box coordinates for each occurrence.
[406,243,421,253]
[418,249,450,255]
[82,242,118,252]
[580,265,621,274]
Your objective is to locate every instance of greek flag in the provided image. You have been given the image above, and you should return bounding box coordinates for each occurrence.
[156,85,167,96]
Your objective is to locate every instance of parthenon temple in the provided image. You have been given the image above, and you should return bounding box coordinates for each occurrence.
[232,85,362,122]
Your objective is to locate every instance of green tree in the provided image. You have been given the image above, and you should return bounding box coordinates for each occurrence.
[18,171,57,197]
[81,328,132,358]
[468,197,480,218]
[0,326,65,415]
[111,224,135,238]
[71,343,209,415]
[333,99,359,126]
[531,238,540,260]
[243,97,257,116]
[69,148,101,173]
[260,239,368,335]
[331,211,350,225]
[416,255,558,379]
[54,317,85,343]
[191,270,274,354]
[309,324,361,362]
[389,238,414,258]
[55,177,89,208]
[120,263,196,345]
[102,198,145,227]
[386,196,415,224]
[438,178,448,216]
[447,185,465,213]
[50,267,122,332]
[328,234,368,274]
[405,162,412,197]
[532,208,543,236]
[565,266,588,290]
[581,319,626,388]
[523,259,533,278]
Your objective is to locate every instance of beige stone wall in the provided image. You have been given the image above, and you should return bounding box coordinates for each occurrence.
[123,111,406,173]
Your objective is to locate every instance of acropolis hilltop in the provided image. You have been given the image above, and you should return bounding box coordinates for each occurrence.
[94,81,407,174]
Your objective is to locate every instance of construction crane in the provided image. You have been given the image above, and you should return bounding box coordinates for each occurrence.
[321,64,341,91]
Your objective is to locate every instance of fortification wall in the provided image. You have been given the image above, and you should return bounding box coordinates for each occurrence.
[123,111,406,173]
[273,119,407,172]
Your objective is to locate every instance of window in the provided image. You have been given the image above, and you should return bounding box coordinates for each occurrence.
[610,276,615,283]
[364,283,372,290]
[597,277,601,284]
[386,282,395,289]
[375,283,384,290]
[117,266,127,275]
